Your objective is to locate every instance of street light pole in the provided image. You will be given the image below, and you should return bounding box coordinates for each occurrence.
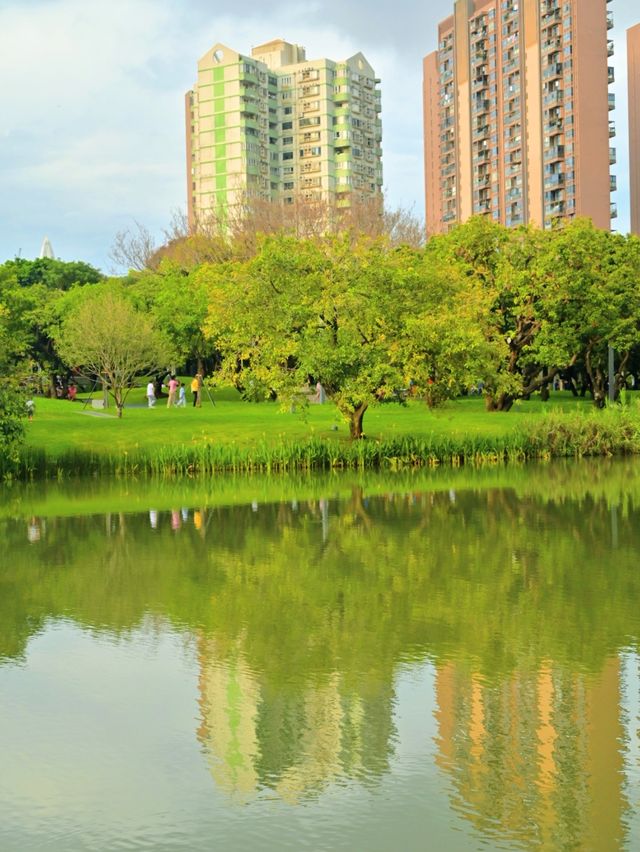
[608,345,615,404]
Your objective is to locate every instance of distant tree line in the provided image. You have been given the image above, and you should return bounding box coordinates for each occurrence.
[2,216,640,443]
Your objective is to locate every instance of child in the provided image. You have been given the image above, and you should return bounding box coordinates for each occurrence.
[177,382,187,408]
[26,399,35,421]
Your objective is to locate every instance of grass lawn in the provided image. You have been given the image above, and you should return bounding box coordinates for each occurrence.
[24,385,593,461]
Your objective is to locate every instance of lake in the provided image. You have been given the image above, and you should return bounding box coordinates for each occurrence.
[1,462,639,850]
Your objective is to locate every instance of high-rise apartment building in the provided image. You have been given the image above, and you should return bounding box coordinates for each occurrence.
[423,0,616,237]
[186,39,382,228]
[629,24,640,236]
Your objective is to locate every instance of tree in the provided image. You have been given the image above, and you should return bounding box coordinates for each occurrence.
[534,223,640,407]
[0,307,26,464]
[129,262,213,375]
[126,195,426,274]
[108,220,157,272]
[0,257,104,395]
[204,234,463,438]
[205,236,396,437]
[426,218,631,411]
[54,290,171,417]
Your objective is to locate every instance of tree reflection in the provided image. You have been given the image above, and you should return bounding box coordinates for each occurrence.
[0,479,639,820]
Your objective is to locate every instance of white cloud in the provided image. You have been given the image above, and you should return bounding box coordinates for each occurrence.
[0,0,638,266]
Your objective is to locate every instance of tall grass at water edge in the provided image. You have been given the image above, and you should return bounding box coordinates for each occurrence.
[8,406,640,480]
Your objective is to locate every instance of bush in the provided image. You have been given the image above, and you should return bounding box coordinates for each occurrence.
[0,386,26,470]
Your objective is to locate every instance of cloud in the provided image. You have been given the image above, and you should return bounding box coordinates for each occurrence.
[0,0,638,266]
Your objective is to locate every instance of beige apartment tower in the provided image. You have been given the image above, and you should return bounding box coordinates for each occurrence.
[629,24,640,236]
[423,0,616,237]
[186,39,382,228]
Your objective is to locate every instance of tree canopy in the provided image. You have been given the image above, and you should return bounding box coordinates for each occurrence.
[53,289,171,417]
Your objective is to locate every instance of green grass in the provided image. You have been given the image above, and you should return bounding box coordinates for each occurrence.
[10,387,623,479]
[25,387,587,459]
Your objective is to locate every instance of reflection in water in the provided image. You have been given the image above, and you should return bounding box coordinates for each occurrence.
[435,659,627,850]
[1,467,640,849]
[197,638,395,804]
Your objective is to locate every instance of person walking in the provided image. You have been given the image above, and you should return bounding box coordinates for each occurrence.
[177,382,187,408]
[146,380,156,408]
[166,375,179,408]
[191,375,200,407]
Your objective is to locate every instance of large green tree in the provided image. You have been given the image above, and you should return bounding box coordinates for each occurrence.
[534,223,640,407]
[0,257,103,394]
[204,234,472,438]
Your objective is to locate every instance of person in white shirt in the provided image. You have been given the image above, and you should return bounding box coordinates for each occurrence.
[146,381,156,408]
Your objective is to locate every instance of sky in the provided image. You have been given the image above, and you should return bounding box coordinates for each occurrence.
[0,0,638,271]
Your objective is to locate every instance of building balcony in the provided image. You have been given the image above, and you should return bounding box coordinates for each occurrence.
[544,173,565,189]
[544,90,564,107]
[608,93,616,111]
[609,121,616,138]
[610,147,617,165]
[610,175,617,192]
[608,40,615,57]
[545,145,565,161]
[547,201,566,216]
[542,37,562,52]
[607,11,614,29]
[472,76,489,92]
[608,67,615,85]
[611,202,618,219]
[543,62,563,81]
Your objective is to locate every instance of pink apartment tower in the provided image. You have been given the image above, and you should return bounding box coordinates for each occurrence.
[629,24,640,235]
[423,0,616,237]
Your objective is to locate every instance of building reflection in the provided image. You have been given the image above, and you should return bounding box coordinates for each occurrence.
[434,657,627,850]
[196,635,395,803]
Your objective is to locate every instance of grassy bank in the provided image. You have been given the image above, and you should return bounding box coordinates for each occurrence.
[7,388,640,479]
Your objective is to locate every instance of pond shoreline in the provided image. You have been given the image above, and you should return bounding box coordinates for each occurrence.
[7,406,640,480]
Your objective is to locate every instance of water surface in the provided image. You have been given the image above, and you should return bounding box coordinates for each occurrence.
[1,463,639,850]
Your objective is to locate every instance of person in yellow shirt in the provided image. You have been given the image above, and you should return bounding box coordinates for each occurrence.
[191,374,201,408]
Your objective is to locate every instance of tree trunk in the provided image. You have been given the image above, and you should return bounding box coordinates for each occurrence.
[349,404,368,439]
[584,347,606,408]
[485,393,514,412]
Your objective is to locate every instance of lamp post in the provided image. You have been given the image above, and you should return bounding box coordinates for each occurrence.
[608,345,615,404]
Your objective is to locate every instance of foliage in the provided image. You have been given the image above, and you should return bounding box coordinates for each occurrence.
[53,290,172,417]
[0,257,104,393]
[128,262,212,371]
[0,311,25,468]
[427,218,640,410]
[204,234,481,438]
